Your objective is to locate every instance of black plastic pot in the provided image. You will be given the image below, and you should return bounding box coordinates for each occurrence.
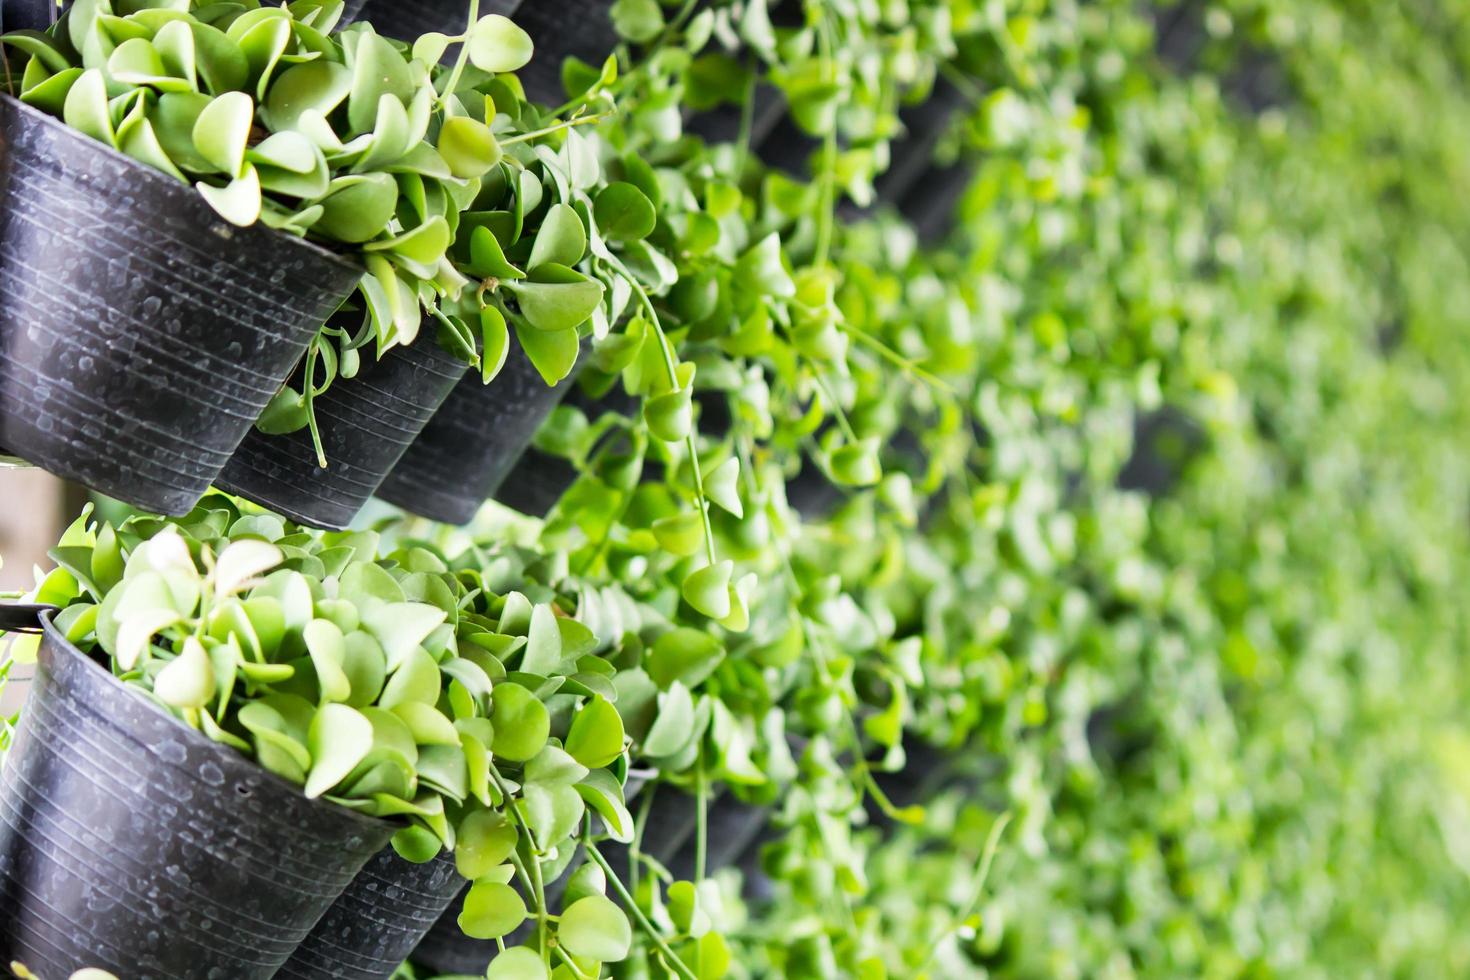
[1,0,56,30]
[350,0,523,39]
[488,382,640,519]
[375,334,588,526]
[277,848,464,980]
[0,608,395,978]
[515,0,618,104]
[0,95,360,515]
[215,334,469,530]
[491,447,582,519]
[664,793,771,882]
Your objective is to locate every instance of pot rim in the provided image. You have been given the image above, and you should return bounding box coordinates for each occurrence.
[0,92,363,279]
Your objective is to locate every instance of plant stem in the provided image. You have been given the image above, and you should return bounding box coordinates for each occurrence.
[490,765,551,963]
[607,258,720,567]
[629,779,659,896]
[845,325,958,396]
[811,368,859,444]
[585,843,699,980]
[813,13,839,269]
[499,112,610,146]
[554,947,594,979]
[694,751,708,883]
[438,0,481,109]
[918,811,1013,972]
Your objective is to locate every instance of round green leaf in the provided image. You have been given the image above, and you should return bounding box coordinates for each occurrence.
[485,947,550,980]
[593,182,657,242]
[439,115,503,179]
[304,703,373,798]
[565,695,625,769]
[490,682,550,762]
[469,15,535,74]
[456,810,520,880]
[682,561,733,620]
[460,881,527,940]
[558,894,632,962]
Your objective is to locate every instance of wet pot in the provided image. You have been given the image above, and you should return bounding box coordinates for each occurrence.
[277,847,464,980]
[0,95,360,515]
[215,334,470,530]
[376,334,588,526]
[0,607,395,979]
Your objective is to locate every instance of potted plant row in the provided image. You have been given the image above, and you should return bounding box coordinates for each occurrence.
[0,0,638,535]
[0,495,648,977]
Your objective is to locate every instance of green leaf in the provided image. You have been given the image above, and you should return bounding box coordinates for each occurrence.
[391,824,444,864]
[480,306,511,384]
[380,647,443,708]
[214,539,284,598]
[521,603,562,675]
[485,946,550,980]
[643,387,692,442]
[641,681,695,758]
[63,69,114,147]
[682,561,734,620]
[525,745,588,786]
[704,457,743,517]
[153,637,217,710]
[189,21,250,95]
[559,895,632,962]
[438,114,502,179]
[574,769,635,842]
[197,165,263,227]
[460,881,527,940]
[489,682,549,762]
[114,607,182,671]
[456,810,519,880]
[362,601,447,672]
[647,628,725,691]
[652,513,705,557]
[830,438,883,487]
[593,182,657,242]
[468,226,525,280]
[468,14,534,74]
[340,630,388,708]
[735,233,796,298]
[565,695,625,769]
[514,322,581,387]
[610,0,664,44]
[265,60,353,131]
[521,781,584,850]
[530,203,588,269]
[363,216,452,267]
[305,703,374,798]
[506,265,604,333]
[348,32,413,134]
[304,618,351,704]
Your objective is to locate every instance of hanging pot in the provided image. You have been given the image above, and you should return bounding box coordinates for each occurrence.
[488,382,640,519]
[376,334,589,526]
[277,848,464,980]
[0,95,360,516]
[215,332,470,531]
[514,0,619,104]
[0,607,395,979]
